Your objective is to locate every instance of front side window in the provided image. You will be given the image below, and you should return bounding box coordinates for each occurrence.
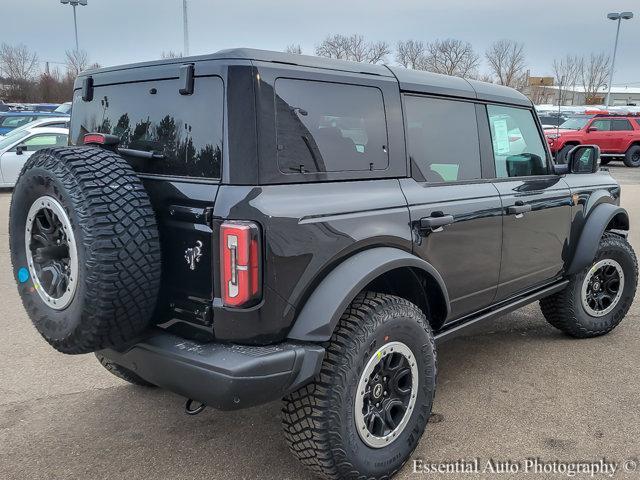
[487,105,548,178]
[404,95,481,182]
[275,79,389,173]
[20,133,68,152]
[590,119,611,131]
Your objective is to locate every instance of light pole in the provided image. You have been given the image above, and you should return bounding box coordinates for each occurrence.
[605,11,633,107]
[183,0,190,56]
[60,0,88,52]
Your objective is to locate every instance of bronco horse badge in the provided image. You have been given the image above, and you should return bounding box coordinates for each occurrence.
[184,240,203,271]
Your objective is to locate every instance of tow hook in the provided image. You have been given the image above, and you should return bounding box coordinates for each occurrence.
[185,398,207,416]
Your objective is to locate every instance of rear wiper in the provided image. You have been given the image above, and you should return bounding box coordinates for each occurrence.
[118,148,165,160]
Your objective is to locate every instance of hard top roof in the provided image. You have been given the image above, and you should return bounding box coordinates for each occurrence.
[80,48,531,107]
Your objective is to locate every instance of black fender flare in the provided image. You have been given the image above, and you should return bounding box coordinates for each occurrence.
[286,247,450,342]
[566,203,629,275]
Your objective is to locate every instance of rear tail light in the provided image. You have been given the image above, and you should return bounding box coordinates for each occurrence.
[83,133,120,147]
[220,221,261,307]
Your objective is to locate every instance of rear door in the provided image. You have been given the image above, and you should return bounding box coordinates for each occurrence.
[610,118,634,152]
[400,95,502,320]
[71,72,225,331]
[485,104,571,301]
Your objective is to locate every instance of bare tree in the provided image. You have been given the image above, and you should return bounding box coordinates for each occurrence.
[285,44,302,55]
[423,38,479,78]
[552,54,583,105]
[0,43,39,81]
[485,39,527,88]
[161,50,183,59]
[65,49,89,77]
[0,43,39,101]
[395,40,426,69]
[367,41,391,64]
[581,52,610,104]
[316,34,390,64]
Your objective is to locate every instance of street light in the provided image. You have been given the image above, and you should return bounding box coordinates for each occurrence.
[60,0,88,52]
[183,0,190,56]
[605,11,633,107]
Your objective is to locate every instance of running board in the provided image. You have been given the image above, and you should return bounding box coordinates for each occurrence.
[434,280,569,344]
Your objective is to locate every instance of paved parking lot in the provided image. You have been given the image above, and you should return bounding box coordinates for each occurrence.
[1,167,639,480]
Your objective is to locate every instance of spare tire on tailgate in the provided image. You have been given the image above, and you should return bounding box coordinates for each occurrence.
[9,146,161,354]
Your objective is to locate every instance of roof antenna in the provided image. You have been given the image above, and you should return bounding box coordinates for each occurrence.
[556,75,564,142]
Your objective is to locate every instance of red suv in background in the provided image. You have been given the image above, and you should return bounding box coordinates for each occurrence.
[545,114,640,167]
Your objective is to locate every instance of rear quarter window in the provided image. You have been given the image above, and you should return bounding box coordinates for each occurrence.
[71,76,223,179]
[274,79,389,174]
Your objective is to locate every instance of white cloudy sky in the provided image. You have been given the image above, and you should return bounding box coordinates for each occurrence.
[3,0,640,85]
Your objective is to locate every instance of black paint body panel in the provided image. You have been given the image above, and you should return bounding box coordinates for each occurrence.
[71,50,626,349]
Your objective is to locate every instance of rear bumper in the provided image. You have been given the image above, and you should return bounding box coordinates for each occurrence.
[98,330,325,410]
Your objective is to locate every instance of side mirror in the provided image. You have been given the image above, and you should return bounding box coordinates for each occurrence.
[568,145,600,174]
[15,144,27,155]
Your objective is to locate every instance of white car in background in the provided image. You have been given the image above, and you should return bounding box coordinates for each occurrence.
[0,127,69,188]
[0,116,70,139]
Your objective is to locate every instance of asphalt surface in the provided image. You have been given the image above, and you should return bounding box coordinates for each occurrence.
[1,167,639,480]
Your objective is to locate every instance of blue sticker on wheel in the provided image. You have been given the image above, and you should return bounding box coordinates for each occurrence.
[17,267,30,283]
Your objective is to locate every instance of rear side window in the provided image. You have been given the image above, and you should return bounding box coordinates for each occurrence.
[71,76,223,178]
[487,105,548,178]
[404,95,481,182]
[611,119,633,131]
[274,79,389,173]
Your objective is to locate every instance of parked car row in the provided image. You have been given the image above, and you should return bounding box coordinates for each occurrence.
[0,116,70,187]
[0,101,72,113]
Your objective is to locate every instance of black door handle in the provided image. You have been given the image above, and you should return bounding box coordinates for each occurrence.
[507,203,532,215]
[420,214,455,230]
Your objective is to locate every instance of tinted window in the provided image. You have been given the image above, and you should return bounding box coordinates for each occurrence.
[590,119,611,131]
[404,96,481,182]
[275,79,388,173]
[71,77,223,178]
[611,119,633,131]
[487,105,548,178]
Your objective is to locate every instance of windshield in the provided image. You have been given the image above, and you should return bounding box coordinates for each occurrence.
[2,119,44,138]
[0,130,29,150]
[558,116,591,130]
[54,103,72,114]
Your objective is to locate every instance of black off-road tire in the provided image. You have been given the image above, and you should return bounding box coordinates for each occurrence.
[540,233,638,338]
[9,147,161,354]
[623,145,640,168]
[95,353,156,387]
[282,292,436,480]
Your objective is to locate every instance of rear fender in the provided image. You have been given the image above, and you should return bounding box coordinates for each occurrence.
[287,247,450,342]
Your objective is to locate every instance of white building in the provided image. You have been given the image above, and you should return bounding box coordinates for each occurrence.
[540,84,640,106]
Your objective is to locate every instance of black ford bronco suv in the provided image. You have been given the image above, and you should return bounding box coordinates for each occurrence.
[9,49,638,479]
